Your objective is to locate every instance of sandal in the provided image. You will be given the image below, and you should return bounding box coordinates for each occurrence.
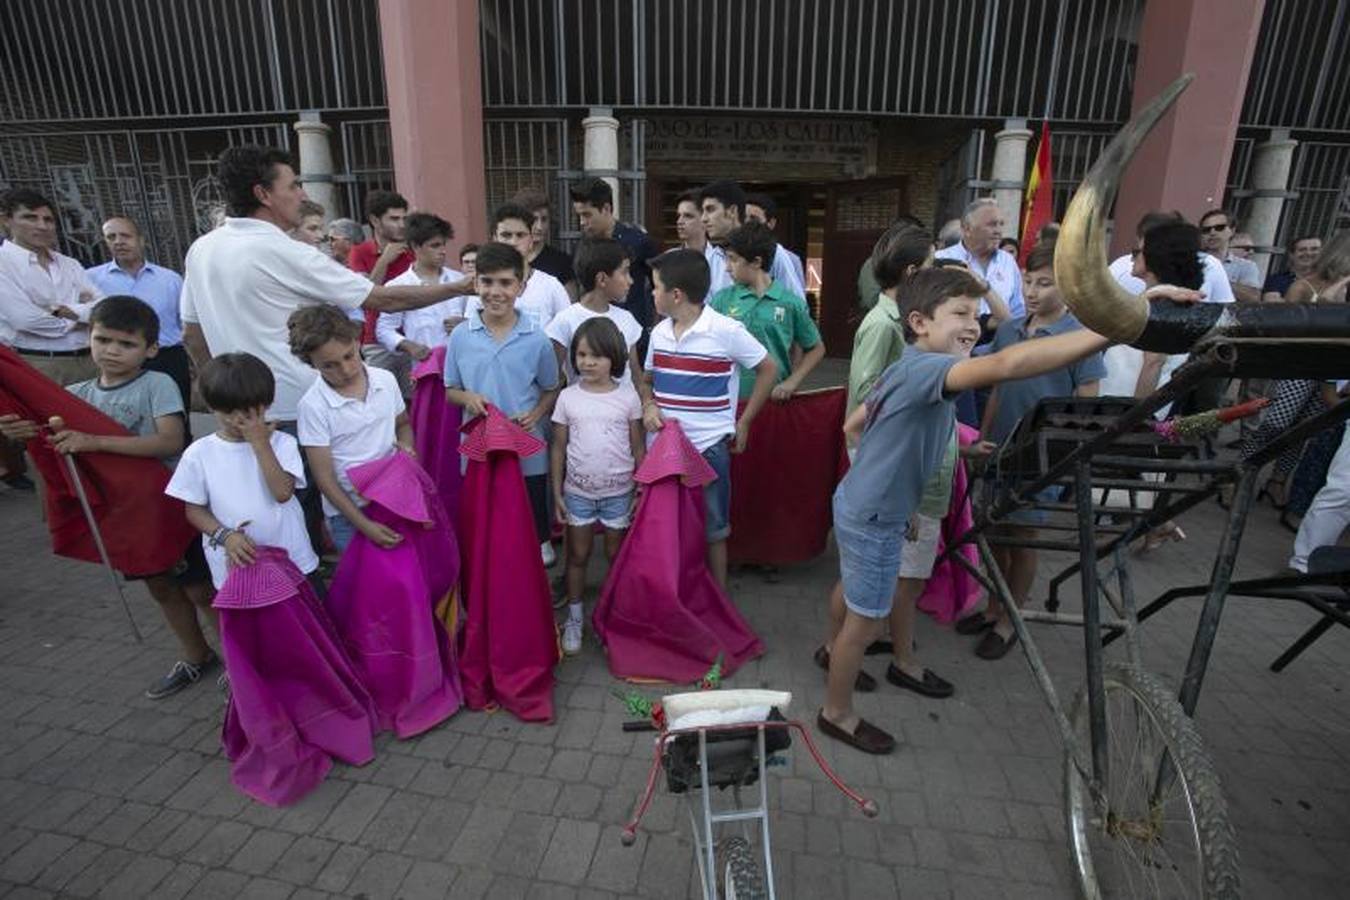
[975,628,1019,660]
[816,710,897,755]
[885,664,955,698]
[813,646,877,692]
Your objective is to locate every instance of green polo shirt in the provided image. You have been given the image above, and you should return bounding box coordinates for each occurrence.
[847,293,905,414]
[710,280,822,396]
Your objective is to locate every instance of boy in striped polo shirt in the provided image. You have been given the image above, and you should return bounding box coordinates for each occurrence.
[642,249,777,589]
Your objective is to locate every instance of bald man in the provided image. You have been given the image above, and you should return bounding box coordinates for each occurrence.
[86,216,194,430]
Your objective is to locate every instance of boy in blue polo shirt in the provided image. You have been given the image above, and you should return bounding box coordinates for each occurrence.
[969,242,1106,660]
[445,242,561,561]
[820,266,1120,755]
[709,220,825,401]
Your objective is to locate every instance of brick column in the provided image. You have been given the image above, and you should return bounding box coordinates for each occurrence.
[1111,0,1266,257]
[376,0,487,253]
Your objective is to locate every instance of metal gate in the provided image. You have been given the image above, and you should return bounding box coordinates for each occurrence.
[0,124,289,269]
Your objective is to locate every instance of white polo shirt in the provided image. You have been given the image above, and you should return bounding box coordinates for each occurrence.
[463,267,572,330]
[179,217,374,421]
[644,304,767,452]
[0,240,104,352]
[376,266,466,352]
[296,365,405,517]
[934,242,1025,318]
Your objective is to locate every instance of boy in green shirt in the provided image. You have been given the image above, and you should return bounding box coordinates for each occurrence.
[710,221,824,401]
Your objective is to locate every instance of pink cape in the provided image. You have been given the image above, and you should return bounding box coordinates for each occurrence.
[217,547,377,807]
[457,407,558,722]
[410,346,463,522]
[592,421,764,682]
[729,389,850,565]
[916,423,983,624]
[325,452,463,738]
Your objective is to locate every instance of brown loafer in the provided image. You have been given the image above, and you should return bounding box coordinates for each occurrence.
[813,646,877,692]
[975,628,1019,660]
[955,612,996,636]
[817,711,897,755]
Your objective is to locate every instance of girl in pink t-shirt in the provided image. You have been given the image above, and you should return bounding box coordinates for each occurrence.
[549,317,646,655]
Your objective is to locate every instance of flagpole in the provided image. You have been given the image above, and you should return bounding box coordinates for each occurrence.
[61,453,143,643]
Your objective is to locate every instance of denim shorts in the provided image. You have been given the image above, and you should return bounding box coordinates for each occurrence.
[327,514,357,553]
[702,439,732,542]
[833,494,904,619]
[563,491,633,529]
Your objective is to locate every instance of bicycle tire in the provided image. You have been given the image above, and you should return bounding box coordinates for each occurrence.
[1064,663,1241,899]
[718,836,767,900]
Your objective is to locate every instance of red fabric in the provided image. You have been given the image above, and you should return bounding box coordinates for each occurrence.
[348,239,414,344]
[1019,122,1054,268]
[456,408,557,722]
[916,424,983,624]
[409,346,463,522]
[728,388,850,565]
[593,421,763,682]
[0,346,197,576]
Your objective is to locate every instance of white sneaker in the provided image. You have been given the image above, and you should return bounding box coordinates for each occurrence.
[562,618,583,655]
[541,540,557,567]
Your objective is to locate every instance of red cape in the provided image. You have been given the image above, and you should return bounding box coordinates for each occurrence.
[456,407,558,722]
[593,421,764,682]
[0,346,197,576]
[409,346,463,522]
[729,388,850,565]
[916,423,983,624]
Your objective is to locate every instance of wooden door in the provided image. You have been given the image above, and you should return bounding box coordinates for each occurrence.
[820,177,910,357]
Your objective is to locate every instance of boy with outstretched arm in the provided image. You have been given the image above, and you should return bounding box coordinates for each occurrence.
[820,267,1186,755]
[1,296,220,699]
[641,248,776,590]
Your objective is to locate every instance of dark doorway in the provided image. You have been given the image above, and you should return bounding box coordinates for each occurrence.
[819,177,910,357]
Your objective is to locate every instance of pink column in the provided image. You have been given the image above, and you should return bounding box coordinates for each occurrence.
[376,0,487,252]
[1111,0,1265,257]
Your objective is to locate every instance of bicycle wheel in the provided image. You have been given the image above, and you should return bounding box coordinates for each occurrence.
[1064,663,1241,899]
[718,836,767,900]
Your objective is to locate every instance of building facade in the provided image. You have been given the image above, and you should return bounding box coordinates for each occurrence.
[3,0,1347,346]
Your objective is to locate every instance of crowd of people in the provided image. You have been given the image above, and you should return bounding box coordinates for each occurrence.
[0,142,1347,768]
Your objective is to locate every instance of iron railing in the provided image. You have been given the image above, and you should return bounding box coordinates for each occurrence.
[1241,0,1350,134]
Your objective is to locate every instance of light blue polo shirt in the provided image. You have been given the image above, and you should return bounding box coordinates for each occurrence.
[85,261,185,347]
[986,313,1106,444]
[835,347,958,526]
[444,311,560,476]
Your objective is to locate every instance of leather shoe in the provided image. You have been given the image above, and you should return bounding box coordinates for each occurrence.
[955,612,995,636]
[885,664,954,698]
[975,628,1019,660]
[813,646,876,692]
[817,710,896,755]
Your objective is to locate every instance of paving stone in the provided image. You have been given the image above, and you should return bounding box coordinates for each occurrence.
[402,799,472,861]
[96,852,173,898]
[357,791,430,851]
[396,859,458,900]
[148,862,205,900]
[344,850,414,900]
[32,839,104,892]
[60,846,135,898]
[186,869,252,900]
[313,844,369,894]
[316,783,391,842]
[584,826,643,894]
[506,744,553,777]
[84,800,160,846]
[0,832,78,883]
[267,834,338,885]
[239,876,295,899]
[488,812,556,876]
[228,828,294,876]
[184,820,254,867]
[446,805,513,867]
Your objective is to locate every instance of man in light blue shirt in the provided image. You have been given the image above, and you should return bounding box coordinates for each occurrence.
[934,197,1022,327]
[86,216,193,434]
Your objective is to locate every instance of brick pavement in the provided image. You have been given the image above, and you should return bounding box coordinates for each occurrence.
[0,435,1347,899]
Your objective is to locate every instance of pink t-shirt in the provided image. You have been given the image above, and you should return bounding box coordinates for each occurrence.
[551,382,642,499]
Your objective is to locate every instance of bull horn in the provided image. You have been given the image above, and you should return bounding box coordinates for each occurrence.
[1055,73,1195,344]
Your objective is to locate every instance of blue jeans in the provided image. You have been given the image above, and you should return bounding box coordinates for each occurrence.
[833,493,904,620]
[702,439,732,542]
[327,514,358,553]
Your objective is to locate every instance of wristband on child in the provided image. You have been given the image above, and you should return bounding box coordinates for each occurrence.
[209,526,235,549]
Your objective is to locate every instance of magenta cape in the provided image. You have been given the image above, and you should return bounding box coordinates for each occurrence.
[217,547,377,806]
[326,452,463,738]
[457,407,558,722]
[592,421,764,682]
[729,388,850,565]
[410,345,463,522]
[917,423,983,624]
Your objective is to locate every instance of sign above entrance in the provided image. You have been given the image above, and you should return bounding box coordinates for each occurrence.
[645,117,875,167]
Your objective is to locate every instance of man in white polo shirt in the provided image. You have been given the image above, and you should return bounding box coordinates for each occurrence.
[934,197,1019,332]
[180,146,473,427]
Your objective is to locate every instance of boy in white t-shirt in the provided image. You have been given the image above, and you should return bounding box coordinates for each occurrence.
[291,306,413,553]
[545,237,645,388]
[375,212,467,370]
[641,249,777,590]
[463,203,571,329]
[166,353,319,590]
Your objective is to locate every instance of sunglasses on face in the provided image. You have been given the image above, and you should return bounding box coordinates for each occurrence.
[1200,223,1230,234]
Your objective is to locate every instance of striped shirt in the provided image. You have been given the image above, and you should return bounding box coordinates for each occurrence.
[644,304,767,452]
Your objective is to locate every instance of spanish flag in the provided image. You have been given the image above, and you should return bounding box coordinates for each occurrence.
[1019,121,1054,266]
